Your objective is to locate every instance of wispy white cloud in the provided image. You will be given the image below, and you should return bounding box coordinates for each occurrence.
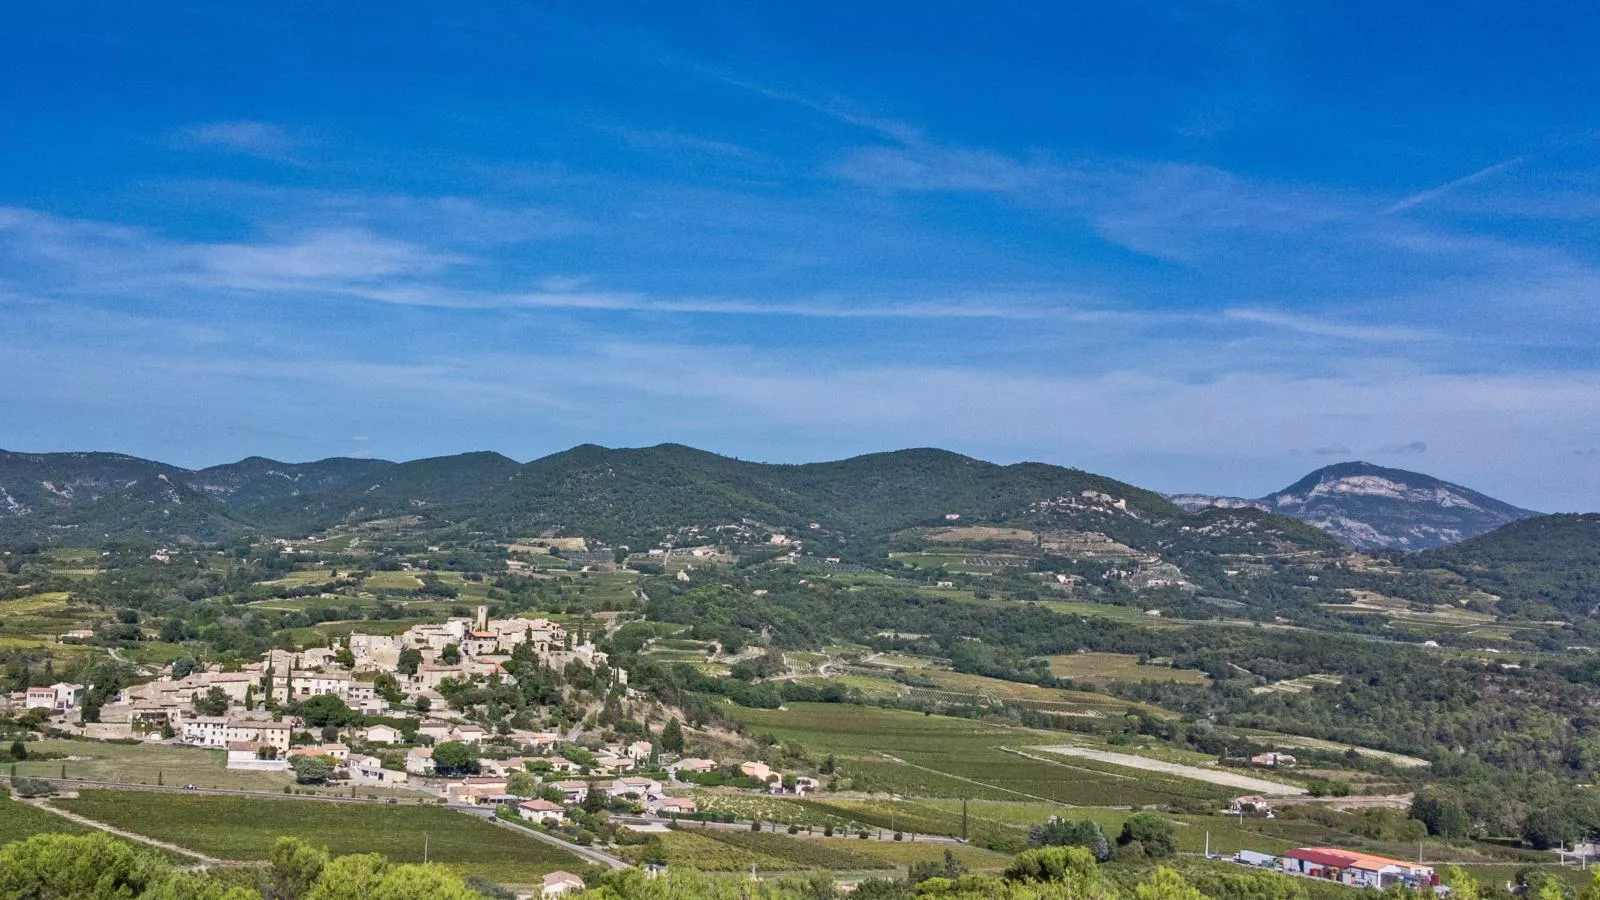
[195,228,459,286]
[170,120,302,161]
[0,205,1098,320]
[833,145,1062,194]
[1223,308,1437,343]
[1289,444,1353,458]
[5,294,1600,508]
[611,127,762,159]
[1378,440,1428,455]
[698,67,924,144]
[1384,156,1526,214]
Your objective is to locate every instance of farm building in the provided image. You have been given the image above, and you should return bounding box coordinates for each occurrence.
[543,871,585,897]
[1282,848,1435,890]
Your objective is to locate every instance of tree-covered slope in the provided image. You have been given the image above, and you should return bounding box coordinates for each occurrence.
[0,445,1511,558]
[0,450,253,543]
[1417,514,1600,617]
[468,444,1189,546]
[187,456,395,507]
[247,451,523,534]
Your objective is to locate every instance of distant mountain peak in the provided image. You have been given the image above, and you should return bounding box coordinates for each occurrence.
[1173,461,1537,551]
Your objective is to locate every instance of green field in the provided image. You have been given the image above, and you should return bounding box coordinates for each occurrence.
[685,789,860,828]
[0,591,105,653]
[737,704,1234,806]
[1045,652,1210,685]
[1030,600,1163,624]
[673,827,893,871]
[813,837,1013,871]
[55,790,584,884]
[889,553,1006,575]
[13,739,296,791]
[0,793,91,844]
[624,829,790,872]
[257,569,341,588]
[362,572,424,590]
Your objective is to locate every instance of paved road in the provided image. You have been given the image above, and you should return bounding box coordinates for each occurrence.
[3,775,429,806]
[457,805,630,870]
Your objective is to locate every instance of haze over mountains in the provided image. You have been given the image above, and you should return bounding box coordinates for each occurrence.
[1168,461,1538,550]
[0,446,1543,552]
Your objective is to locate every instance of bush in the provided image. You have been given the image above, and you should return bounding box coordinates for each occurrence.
[12,777,56,798]
[1117,812,1175,858]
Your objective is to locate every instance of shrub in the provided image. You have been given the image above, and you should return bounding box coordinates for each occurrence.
[12,777,55,798]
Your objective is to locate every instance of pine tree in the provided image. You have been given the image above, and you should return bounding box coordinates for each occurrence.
[661,718,685,754]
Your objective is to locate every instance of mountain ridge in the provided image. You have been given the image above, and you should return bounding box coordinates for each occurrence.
[1169,460,1538,550]
[0,446,1543,552]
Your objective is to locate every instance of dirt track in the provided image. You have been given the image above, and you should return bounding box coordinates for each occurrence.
[1025,745,1307,796]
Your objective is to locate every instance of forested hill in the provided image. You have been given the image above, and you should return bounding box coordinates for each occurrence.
[474,444,1184,544]
[1415,514,1600,618]
[0,445,1556,558]
[0,444,1200,546]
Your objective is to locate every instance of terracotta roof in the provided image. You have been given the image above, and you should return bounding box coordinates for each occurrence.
[1285,848,1427,872]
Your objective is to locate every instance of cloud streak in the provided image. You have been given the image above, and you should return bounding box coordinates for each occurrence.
[170,120,302,161]
[1223,308,1438,343]
[1384,156,1526,214]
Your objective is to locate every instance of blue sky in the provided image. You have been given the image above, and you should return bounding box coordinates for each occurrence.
[2,3,1598,510]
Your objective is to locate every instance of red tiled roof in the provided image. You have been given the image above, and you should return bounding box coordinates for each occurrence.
[1286,848,1360,868]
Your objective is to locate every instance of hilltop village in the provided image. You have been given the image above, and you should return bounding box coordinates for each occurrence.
[18,604,839,836]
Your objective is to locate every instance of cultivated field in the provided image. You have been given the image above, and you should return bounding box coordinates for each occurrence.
[1044,652,1210,685]
[737,704,1237,806]
[0,794,90,844]
[54,790,584,884]
[814,837,1013,871]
